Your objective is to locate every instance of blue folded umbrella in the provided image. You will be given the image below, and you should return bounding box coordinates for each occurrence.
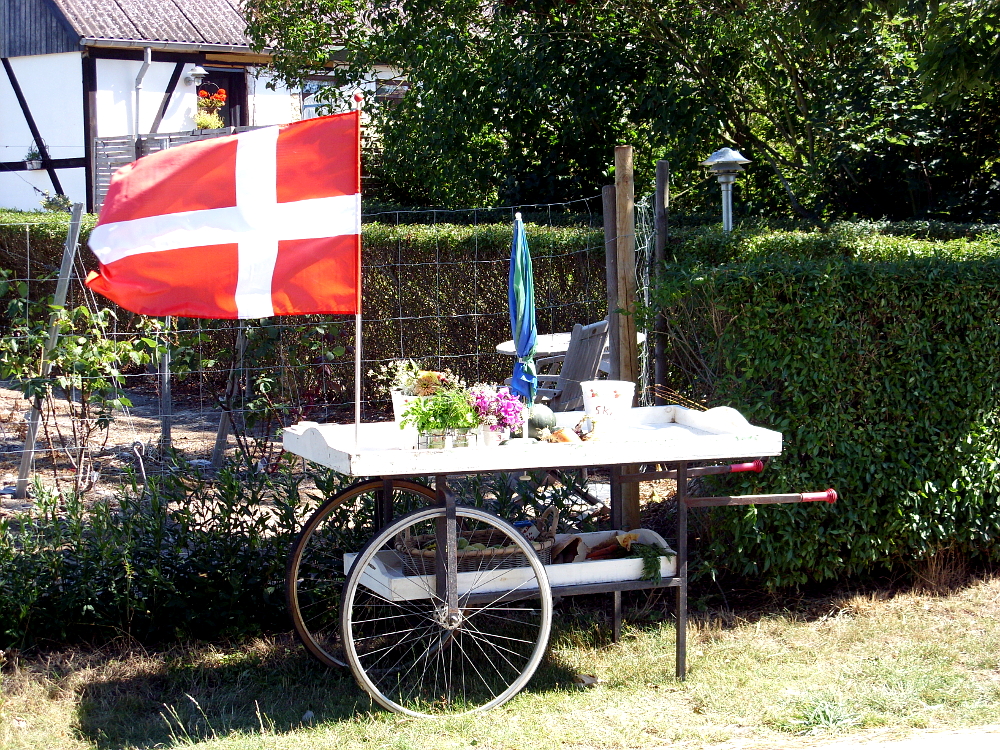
[508,212,537,403]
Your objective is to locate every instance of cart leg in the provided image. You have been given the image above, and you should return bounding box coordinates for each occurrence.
[375,476,393,530]
[676,462,688,680]
[612,591,622,643]
[610,466,623,529]
[434,475,459,614]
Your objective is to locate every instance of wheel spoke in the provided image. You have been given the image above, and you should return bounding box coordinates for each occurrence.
[342,504,551,716]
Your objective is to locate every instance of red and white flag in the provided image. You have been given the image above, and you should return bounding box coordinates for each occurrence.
[86,111,361,319]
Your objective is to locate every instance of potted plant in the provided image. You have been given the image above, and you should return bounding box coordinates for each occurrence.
[469,385,524,446]
[401,388,479,449]
[371,360,464,421]
[23,146,42,170]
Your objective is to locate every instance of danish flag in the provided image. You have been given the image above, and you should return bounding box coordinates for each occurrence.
[86,111,361,319]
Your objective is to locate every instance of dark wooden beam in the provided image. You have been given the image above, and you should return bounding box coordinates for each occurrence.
[2,57,63,195]
[82,53,97,212]
[86,47,205,64]
[149,61,184,134]
[0,158,86,171]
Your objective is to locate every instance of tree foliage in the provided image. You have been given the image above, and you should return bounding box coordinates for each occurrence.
[246,0,1000,218]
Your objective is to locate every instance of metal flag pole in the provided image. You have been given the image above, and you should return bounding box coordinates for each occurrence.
[354,90,364,445]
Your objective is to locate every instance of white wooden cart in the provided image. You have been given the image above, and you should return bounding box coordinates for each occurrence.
[282,404,835,717]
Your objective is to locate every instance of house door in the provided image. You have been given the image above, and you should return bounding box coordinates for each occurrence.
[198,69,247,127]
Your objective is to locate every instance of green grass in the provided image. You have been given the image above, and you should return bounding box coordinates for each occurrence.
[3,579,1000,749]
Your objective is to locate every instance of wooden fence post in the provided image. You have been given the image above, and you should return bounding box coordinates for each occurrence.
[613,146,641,530]
[614,146,639,387]
[602,185,618,377]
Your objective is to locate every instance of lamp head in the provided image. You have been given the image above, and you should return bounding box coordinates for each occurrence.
[184,65,209,87]
[700,147,751,175]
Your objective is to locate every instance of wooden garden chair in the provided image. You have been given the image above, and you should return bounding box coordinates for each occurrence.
[535,319,610,412]
[509,319,612,514]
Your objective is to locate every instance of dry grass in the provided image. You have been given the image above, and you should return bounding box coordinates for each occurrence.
[3,577,1000,750]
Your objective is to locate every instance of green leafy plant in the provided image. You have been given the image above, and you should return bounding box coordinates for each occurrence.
[193,111,225,130]
[39,192,72,213]
[400,388,477,432]
[0,293,153,493]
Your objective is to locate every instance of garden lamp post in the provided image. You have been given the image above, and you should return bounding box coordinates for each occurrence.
[701,147,751,233]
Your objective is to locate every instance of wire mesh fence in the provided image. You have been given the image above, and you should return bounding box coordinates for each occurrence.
[0,195,654,495]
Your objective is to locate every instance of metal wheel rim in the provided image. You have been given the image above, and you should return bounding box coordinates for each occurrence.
[287,479,436,668]
[341,505,552,716]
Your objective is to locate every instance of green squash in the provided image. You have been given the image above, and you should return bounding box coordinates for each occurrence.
[527,404,556,438]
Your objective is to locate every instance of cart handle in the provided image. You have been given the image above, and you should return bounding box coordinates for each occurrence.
[617,459,765,484]
[685,488,838,508]
[801,489,838,503]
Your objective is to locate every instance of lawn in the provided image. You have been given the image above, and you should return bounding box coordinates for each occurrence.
[3,577,1000,750]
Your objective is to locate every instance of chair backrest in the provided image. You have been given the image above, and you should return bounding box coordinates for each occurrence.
[548,319,610,411]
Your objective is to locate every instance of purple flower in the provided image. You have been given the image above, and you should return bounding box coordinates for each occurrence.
[470,385,525,431]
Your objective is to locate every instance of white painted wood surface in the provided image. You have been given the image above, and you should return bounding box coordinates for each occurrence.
[282,405,782,477]
[343,529,677,602]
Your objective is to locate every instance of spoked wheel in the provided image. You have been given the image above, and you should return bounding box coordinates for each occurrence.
[341,505,552,716]
[287,478,436,667]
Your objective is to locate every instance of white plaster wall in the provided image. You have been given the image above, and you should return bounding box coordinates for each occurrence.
[0,168,86,212]
[247,69,301,126]
[0,52,84,162]
[95,58,202,136]
[0,52,86,210]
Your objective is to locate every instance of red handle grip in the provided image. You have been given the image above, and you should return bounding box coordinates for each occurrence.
[800,489,837,503]
[729,460,764,474]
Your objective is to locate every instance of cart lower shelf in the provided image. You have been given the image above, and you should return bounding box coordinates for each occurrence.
[345,530,677,602]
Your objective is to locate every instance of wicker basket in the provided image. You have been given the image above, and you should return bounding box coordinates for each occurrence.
[396,507,558,576]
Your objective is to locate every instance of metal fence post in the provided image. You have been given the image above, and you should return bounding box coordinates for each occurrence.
[16,204,84,499]
[212,323,247,468]
[653,160,669,405]
[159,316,172,452]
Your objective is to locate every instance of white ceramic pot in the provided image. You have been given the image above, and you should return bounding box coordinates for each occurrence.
[479,426,510,447]
[580,380,635,434]
[391,392,422,449]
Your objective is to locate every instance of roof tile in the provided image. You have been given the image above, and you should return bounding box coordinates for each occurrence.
[49,0,251,46]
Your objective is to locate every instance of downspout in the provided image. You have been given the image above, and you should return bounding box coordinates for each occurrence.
[134,46,151,158]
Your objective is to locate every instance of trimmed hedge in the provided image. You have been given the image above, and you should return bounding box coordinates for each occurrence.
[0,212,605,393]
[650,247,1000,587]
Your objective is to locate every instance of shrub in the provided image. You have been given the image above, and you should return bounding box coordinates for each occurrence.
[649,251,1000,587]
[0,460,601,647]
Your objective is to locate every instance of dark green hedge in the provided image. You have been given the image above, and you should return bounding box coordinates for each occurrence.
[650,251,1000,587]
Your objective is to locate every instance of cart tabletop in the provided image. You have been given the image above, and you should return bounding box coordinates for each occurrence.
[282,405,782,477]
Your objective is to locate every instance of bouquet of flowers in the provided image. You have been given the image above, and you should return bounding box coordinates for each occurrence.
[469,385,524,433]
[370,360,464,396]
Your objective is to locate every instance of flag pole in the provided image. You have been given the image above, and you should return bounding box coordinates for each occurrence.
[354,90,364,446]
[354,312,362,445]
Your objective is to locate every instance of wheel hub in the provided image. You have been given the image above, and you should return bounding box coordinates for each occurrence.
[435,605,463,630]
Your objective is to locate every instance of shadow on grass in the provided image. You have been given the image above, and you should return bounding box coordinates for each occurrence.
[74,631,582,749]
